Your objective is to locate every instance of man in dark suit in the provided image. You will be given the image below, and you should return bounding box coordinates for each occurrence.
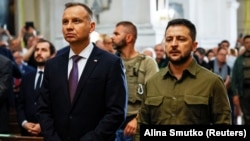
[13,50,36,75]
[37,2,127,141]
[0,44,23,111]
[0,44,22,78]
[15,39,56,136]
[0,54,13,133]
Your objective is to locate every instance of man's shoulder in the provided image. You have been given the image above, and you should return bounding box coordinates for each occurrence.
[136,53,146,60]
[141,54,158,69]
[21,69,36,80]
[0,54,10,61]
[56,46,69,56]
[137,53,155,63]
[0,54,11,67]
[23,64,36,73]
[95,47,121,62]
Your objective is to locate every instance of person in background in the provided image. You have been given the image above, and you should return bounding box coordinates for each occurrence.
[232,35,250,125]
[142,47,156,59]
[154,43,169,69]
[22,32,39,69]
[227,48,238,70]
[137,19,231,131]
[0,40,22,114]
[194,47,210,69]
[21,24,44,69]
[96,33,116,54]
[218,40,236,71]
[12,50,35,75]
[206,49,215,61]
[15,39,56,136]
[8,37,23,52]
[208,47,234,124]
[0,26,13,43]
[0,41,22,79]
[219,39,230,48]
[208,47,231,88]
[235,33,243,51]
[112,21,158,141]
[37,2,127,141]
[0,54,13,133]
[12,50,35,97]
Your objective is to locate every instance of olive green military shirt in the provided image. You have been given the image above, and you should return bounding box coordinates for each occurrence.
[139,59,231,125]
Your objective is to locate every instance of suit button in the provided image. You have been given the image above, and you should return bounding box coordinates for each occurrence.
[69,116,72,119]
[34,102,37,105]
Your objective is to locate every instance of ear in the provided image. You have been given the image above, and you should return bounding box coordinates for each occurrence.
[192,41,198,51]
[126,33,133,43]
[89,21,96,33]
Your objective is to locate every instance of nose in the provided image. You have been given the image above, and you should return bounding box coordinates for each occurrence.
[66,22,73,29]
[171,38,178,47]
[36,49,42,54]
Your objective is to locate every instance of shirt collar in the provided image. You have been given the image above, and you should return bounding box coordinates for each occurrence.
[36,68,44,73]
[163,59,197,79]
[69,43,94,59]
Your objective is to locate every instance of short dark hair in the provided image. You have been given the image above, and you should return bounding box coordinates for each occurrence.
[206,49,214,56]
[37,39,56,55]
[219,40,230,47]
[64,2,93,20]
[165,18,196,41]
[243,34,250,41]
[116,21,137,41]
[195,47,206,55]
[23,33,35,46]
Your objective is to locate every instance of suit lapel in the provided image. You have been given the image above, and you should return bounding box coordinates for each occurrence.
[56,47,72,106]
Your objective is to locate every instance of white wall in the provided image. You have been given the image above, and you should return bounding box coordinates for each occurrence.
[18,0,240,50]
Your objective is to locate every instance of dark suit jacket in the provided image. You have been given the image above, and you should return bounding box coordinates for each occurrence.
[0,55,13,133]
[56,46,68,56]
[20,63,36,75]
[15,69,40,135]
[38,45,128,141]
[0,46,22,78]
[14,64,36,95]
[0,46,22,112]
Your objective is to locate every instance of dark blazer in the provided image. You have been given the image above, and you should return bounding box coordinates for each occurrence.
[0,55,13,133]
[38,45,127,141]
[15,69,40,135]
[20,63,36,75]
[14,64,36,94]
[56,46,68,56]
[0,47,22,112]
[0,46,22,78]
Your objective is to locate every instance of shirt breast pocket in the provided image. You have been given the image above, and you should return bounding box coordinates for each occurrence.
[184,95,209,119]
[145,96,165,122]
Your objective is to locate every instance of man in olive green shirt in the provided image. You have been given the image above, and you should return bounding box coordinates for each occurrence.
[112,21,159,141]
[138,19,231,126]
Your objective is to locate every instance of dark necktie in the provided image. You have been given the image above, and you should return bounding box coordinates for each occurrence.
[69,55,82,103]
[36,71,43,90]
